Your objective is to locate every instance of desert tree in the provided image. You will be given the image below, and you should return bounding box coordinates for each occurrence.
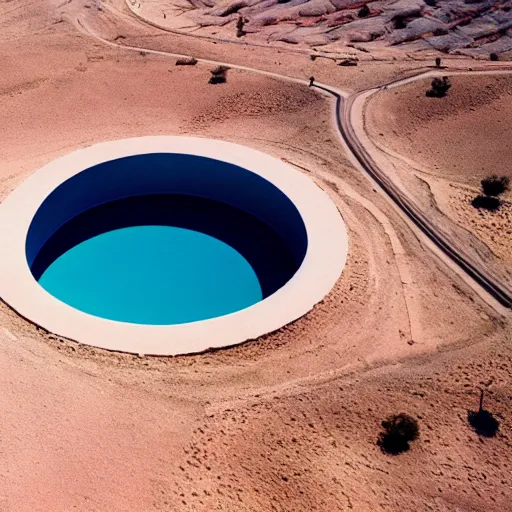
[481,175,510,198]
[236,16,247,38]
[209,65,229,84]
[467,389,500,437]
[377,413,420,454]
[426,76,451,97]
[472,174,510,210]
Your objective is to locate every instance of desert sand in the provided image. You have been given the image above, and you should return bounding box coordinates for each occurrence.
[1,1,512,511]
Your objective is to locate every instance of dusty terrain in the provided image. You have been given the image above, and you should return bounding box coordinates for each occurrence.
[366,74,512,271]
[366,75,512,186]
[1,1,512,511]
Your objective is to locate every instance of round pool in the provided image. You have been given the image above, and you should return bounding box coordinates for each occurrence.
[0,137,348,355]
[37,224,264,325]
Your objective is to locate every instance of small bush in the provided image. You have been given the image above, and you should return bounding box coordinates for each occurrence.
[435,57,441,68]
[378,413,419,455]
[211,65,229,75]
[490,52,499,61]
[209,65,229,84]
[426,76,451,97]
[358,4,370,18]
[175,57,197,66]
[425,0,437,6]
[481,175,510,198]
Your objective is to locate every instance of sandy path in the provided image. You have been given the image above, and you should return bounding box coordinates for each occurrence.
[343,69,512,310]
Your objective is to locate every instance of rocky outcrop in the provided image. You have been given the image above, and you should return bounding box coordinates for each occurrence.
[139,0,512,55]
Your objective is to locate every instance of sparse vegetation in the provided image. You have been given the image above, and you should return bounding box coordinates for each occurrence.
[490,52,499,61]
[481,175,510,198]
[435,57,441,68]
[426,76,451,98]
[175,57,197,66]
[209,65,229,84]
[236,16,246,38]
[358,4,370,18]
[378,413,419,454]
[472,175,510,210]
[468,390,500,437]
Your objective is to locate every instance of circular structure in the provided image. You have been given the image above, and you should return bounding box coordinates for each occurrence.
[0,137,348,355]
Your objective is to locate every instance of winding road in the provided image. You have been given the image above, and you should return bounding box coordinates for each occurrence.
[76,0,512,311]
[322,78,512,310]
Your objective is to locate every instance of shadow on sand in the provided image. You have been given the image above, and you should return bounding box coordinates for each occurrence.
[30,194,299,299]
[468,409,500,437]
[471,195,501,211]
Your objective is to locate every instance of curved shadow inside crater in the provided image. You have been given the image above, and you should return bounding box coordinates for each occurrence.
[30,194,299,300]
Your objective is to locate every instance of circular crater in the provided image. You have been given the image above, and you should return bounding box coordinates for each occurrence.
[26,154,307,325]
[0,137,347,355]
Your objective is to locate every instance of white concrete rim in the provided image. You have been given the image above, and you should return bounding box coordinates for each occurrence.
[0,136,348,356]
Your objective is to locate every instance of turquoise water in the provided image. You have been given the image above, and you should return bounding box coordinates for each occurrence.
[38,226,263,324]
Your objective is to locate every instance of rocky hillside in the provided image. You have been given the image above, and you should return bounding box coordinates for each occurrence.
[132,0,512,56]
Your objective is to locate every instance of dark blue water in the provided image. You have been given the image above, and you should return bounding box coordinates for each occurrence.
[39,226,262,324]
[31,195,299,325]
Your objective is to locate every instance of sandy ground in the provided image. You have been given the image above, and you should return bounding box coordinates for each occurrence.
[1,1,511,511]
[366,74,512,274]
[366,75,512,187]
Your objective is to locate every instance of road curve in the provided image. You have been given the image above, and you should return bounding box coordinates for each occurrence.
[76,7,512,310]
[315,78,512,309]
